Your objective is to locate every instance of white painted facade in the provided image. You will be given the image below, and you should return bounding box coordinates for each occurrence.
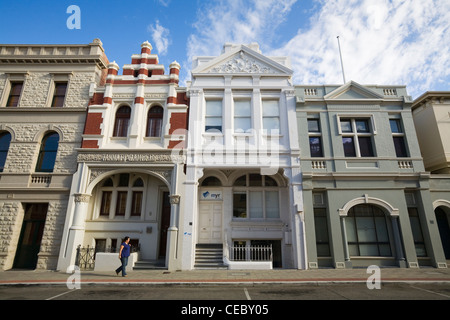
[182,43,306,269]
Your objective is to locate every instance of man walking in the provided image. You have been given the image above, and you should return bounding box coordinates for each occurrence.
[115,237,131,277]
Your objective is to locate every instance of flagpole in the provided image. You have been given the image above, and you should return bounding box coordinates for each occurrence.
[337,36,346,83]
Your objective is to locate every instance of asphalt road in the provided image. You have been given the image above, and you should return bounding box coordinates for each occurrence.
[1,282,450,301]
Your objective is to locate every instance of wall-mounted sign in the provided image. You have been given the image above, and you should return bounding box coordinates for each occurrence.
[200,190,222,201]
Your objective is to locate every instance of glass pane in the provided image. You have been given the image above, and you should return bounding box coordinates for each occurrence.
[409,215,424,242]
[6,95,20,107]
[340,119,352,132]
[389,119,402,133]
[262,101,279,116]
[264,176,277,186]
[375,216,389,242]
[309,137,323,157]
[356,119,370,133]
[0,132,12,151]
[265,191,279,218]
[233,193,247,218]
[346,217,357,242]
[206,100,222,116]
[234,175,246,186]
[133,178,144,187]
[10,82,23,95]
[249,191,263,218]
[379,244,392,256]
[348,244,359,256]
[358,137,374,157]
[342,137,356,157]
[359,244,379,256]
[131,192,142,216]
[234,100,251,116]
[308,119,320,132]
[263,117,280,130]
[44,134,60,152]
[234,117,251,132]
[249,174,262,186]
[393,137,407,157]
[356,217,377,242]
[100,191,111,215]
[314,213,329,242]
[116,192,128,216]
[317,244,331,257]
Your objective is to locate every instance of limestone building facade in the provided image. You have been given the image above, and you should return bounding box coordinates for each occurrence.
[0,39,108,270]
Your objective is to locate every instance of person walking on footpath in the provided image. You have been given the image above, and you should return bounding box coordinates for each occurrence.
[115,237,131,277]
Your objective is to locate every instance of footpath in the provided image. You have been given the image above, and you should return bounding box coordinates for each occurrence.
[1,267,450,286]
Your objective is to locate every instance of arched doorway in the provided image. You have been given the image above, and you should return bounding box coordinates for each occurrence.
[435,206,450,259]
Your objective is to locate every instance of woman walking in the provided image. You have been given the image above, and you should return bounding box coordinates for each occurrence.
[115,237,131,277]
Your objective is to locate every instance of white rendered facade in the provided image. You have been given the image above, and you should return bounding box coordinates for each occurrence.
[182,43,306,269]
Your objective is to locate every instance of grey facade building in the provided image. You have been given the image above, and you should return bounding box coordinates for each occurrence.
[0,40,108,270]
[296,81,447,269]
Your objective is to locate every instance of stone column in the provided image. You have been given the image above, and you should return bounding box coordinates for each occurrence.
[166,194,180,271]
[65,193,91,272]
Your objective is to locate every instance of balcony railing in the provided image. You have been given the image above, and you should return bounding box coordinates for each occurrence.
[229,245,272,262]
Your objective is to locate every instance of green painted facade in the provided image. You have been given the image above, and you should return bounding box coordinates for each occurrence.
[296,82,448,269]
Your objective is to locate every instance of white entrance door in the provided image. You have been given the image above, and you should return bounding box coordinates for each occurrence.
[198,202,223,244]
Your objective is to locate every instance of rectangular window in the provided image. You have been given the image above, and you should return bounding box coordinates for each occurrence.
[390,119,408,157]
[233,190,280,219]
[340,118,375,157]
[233,193,247,218]
[314,207,331,257]
[308,118,323,157]
[205,100,222,132]
[262,100,280,133]
[115,191,128,216]
[51,82,67,107]
[6,82,23,107]
[100,191,112,216]
[408,207,427,257]
[131,191,143,216]
[265,191,279,218]
[234,100,251,133]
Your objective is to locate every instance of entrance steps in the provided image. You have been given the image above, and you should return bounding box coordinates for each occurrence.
[194,244,227,269]
[133,259,166,270]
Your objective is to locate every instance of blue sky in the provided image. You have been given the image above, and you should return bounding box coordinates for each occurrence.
[1,0,449,98]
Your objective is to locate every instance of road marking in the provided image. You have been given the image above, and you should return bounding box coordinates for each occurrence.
[410,285,450,299]
[244,288,251,300]
[46,289,79,300]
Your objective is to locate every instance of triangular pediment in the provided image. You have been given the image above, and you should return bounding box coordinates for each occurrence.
[192,44,292,76]
[324,81,384,101]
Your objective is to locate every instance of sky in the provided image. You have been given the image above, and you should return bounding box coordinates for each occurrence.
[0,0,449,98]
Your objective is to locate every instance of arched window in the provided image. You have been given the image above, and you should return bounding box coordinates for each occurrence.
[346,204,392,257]
[232,174,279,219]
[113,106,131,137]
[201,176,222,186]
[36,132,59,172]
[146,106,163,137]
[0,132,12,172]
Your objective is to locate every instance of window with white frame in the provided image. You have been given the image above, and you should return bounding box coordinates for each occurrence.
[233,173,280,219]
[339,117,375,157]
[98,174,144,219]
[205,100,223,133]
[234,99,252,133]
[262,100,280,133]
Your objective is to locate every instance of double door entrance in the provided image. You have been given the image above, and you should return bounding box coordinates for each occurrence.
[14,203,48,269]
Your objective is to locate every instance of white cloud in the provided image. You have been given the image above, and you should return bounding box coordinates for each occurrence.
[272,0,450,97]
[187,0,297,63]
[186,0,450,97]
[148,20,171,56]
[157,0,171,7]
